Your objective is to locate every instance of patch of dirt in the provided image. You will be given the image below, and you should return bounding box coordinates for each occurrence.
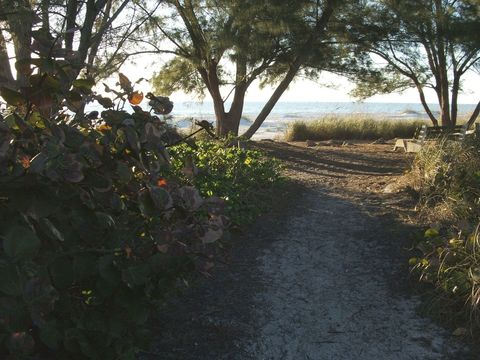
[141,141,473,359]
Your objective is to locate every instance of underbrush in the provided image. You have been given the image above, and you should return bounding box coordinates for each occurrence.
[409,139,480,223]
[0,57,280,359]
[168,140,282,225]
[407,137,480,334]
[284,116,425,141]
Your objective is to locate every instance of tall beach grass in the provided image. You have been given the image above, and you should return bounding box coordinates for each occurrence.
[406,137,480,333]
[284,116,427,141]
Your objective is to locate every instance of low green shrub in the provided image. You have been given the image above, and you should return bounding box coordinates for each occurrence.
[168,140,282,224]
[284,116,425,141]
[0,61,225,359]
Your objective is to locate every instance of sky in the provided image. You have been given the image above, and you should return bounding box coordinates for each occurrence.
[125,56,480,105]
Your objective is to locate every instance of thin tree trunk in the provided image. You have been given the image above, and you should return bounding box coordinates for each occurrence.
[466,100,480,129]
[204,64,228,135]
[0,31,15,88]
[434,0,451,127]
[438,79,451,127]
[224,89,246,136]
[9,0,32,87]
[221,57,248,136]
[65,0,79,51]
[74,0,108,77]
[243,59,302,139]
[242,0,335,139]
[416,84,439,126]
[451,74,460,126]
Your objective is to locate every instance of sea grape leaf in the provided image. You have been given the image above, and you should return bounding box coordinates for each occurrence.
[49,257,74,289]
[118,73,133,93]
[116,162,132,184]
[39,320,61,350]
[95,211,116,229]
[3,225,41,260]
[148,186,172,210]
[72,78,95,92]
[0,261,24,296]
[0,87,26,106]
[178,186,203,210]
[138,189,155,217]
[39,218,64,242]
[98,255,121,286]
[73,254,98,281]
[122,264,150,288]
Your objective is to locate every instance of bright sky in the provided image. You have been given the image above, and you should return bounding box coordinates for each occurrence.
[125,56,479,105]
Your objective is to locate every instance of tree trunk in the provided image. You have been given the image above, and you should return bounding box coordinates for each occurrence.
[434,0,451,127]
[0,31,15,88]
[220,58,248,136]
[450,74,460,126]
[223,87,246,136]
[8,0,32,87]
[243,59,302,139]
[242,0,335,139]
[466,100,480,129]
[416,84,439,127]
[65,0,79,51]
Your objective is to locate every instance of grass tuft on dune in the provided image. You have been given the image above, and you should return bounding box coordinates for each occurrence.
[284,116,427,141]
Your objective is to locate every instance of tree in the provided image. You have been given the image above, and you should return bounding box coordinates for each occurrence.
[147,0,343,137]
[0,0,144,90]
[350,0,480,128]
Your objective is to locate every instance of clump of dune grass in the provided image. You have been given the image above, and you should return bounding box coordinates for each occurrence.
[408,138,480,223]
[406,136,480,334]
[284,116,426,141]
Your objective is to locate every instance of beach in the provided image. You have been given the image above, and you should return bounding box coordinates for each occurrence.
[168,101,478,139]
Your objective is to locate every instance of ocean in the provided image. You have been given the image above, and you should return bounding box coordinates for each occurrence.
[85,100,476,140]
[167,101,478,139]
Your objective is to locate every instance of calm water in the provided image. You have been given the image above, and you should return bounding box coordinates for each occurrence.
[168,101,477,139]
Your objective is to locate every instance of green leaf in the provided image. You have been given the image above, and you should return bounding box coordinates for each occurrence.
[148,186,172,210]
[123,126,140,154]
[0,261,24,296]
[3,225,41,260]
[98,255,121,286]
[73,254,98,281]
[31,190,61,218]
[424,228,439,238]
[95,212,116,229]
[27,111,45,129]
[95,96,114,109]
[3,114,19,129]
[138,189,155,217]
[116,162,132,184]
[122,264,150,288]
[49,257,74,289]
[72,78,95,92]
[39,218,64,242]
[0,87,26,106]
[39,321,61,350]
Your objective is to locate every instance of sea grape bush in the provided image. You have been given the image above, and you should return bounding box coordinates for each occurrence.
[0,59,225,359]
[168,140,282,224]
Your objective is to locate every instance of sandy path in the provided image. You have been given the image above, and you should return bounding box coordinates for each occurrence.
[142,141,471,359]
[245,189,461,359]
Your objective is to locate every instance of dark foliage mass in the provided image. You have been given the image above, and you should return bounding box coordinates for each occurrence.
[0,59,227,359]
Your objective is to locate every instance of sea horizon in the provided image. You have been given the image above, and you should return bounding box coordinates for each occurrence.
[167,101,478,139]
